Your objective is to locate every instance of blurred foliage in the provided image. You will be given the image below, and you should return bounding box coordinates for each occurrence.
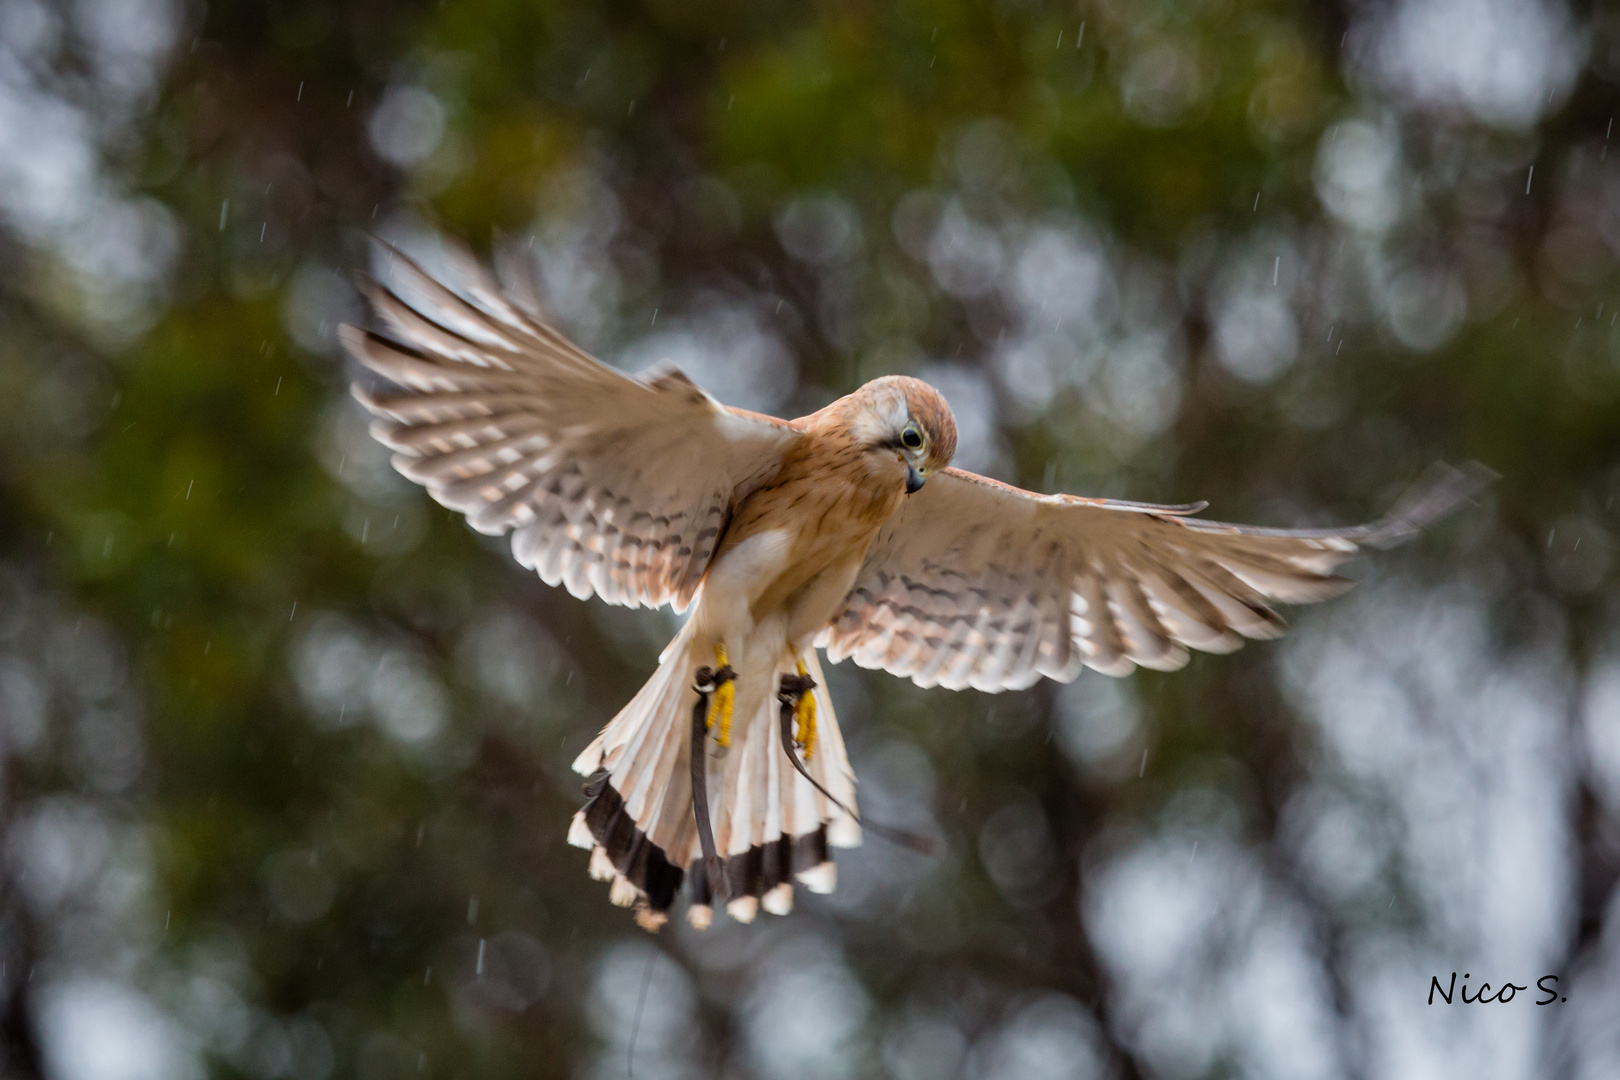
[2,0,1620,1078]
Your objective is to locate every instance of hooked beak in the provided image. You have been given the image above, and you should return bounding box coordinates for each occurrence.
[905,464,926,494]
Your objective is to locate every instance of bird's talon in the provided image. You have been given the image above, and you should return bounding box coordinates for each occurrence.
[785,661,818,761]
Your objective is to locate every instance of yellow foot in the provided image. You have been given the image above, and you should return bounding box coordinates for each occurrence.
[709,643,736,749]
[793,658,817,761]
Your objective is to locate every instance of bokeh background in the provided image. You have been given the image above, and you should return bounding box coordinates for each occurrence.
[1,0,1619,1077]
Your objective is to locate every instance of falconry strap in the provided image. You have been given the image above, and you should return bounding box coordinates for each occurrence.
[775,672,942,858]
[690,662,735,898]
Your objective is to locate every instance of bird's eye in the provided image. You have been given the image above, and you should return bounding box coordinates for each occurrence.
[901,426,923,450]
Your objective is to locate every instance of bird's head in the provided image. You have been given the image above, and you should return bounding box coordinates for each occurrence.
[844,375,958,493]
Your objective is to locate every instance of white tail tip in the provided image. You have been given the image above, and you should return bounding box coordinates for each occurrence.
[567,811,594,850]
[726,895,759,924]
[829,817,863,848]
[609,875,639,908]
[588,847,616,882]
[761,883,794,916]
[796,861,837,895]
[687,904,713,931]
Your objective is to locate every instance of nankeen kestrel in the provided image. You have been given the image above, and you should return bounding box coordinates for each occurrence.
[341,244,1490,932]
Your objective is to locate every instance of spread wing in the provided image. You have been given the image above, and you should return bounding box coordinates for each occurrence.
[341,245,799,611]
[819,463,1493,690]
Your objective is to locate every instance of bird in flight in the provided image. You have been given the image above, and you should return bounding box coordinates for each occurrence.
[341,243,1490,932]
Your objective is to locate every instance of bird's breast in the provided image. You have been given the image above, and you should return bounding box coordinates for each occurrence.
[716,441,904,628]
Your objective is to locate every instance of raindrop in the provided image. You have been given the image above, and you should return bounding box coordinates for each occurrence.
[1526,165,1534,195]
[185,480,194,499]
[347,90,354,107]
[476,938,486,977]
[1139,749,1148,777]
[290,602,298,621]
[1273,256,1280,286]
[424,966,432,986]
[274,376,282,395]
[467,895,479,925]
[297,81,303,102]
[650,308,657,326]
[1254,191,1260,212]
[219,199,229,231]
[260,222,267,242]
[1077,21,1084,48]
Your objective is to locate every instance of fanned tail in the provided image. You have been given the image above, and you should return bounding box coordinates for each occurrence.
[569,628,859,930]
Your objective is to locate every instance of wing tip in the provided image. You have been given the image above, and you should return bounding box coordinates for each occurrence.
[1366,460,1497,549]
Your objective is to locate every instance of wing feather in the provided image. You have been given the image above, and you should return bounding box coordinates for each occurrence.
[823,462,1493,688]
[343,243,799,611]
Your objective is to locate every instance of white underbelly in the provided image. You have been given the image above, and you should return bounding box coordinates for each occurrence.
[688,526,864,664]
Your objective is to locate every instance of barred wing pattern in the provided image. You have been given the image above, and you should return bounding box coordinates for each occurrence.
[820,464,1492,690]
[341,247,799,612]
